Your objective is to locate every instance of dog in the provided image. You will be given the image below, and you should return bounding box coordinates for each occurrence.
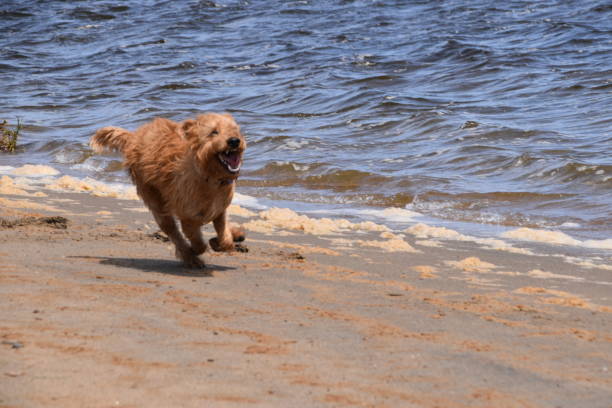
[90,112,246,268]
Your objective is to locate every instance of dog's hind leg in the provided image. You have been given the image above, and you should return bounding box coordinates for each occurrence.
[166,220,202,268]
[139,183,204,268]
[155,214,204,268]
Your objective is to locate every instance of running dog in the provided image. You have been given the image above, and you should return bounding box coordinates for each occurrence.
[91,112,246,268]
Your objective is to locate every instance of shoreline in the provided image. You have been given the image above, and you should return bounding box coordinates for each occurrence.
[2,164,611,255]
[1,168,611,407]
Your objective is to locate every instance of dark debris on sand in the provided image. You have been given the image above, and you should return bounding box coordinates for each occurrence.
[0,216,69,229]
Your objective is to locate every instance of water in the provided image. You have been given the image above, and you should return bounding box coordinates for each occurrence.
[1,0,611,240]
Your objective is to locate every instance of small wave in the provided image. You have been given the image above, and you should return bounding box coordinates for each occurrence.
[249,161,314,176]
[14,104,70,111]
[238,187,414,209]
[425,40,493,63]
[279,8,316,16]
[245,164,393,192]
[302,170,391,190]
[155,82,200,90]
[530,162,612,186]
[69,8,116,21]
[285,29,313,36]
[592,82,612,91]
[156,61,198,71]
[406,190,591,230]
[270,112,328,119]
[344,75,406,87]
[0,63,20,70]
[121,39,166,49]
[71,160,121,174]
[0,10,34,19]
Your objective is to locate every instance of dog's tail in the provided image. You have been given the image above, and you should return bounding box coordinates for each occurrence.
[90,126,133,154]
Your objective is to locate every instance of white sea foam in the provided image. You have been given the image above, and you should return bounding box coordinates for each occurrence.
[45,175,139,200]
[233,192,267,210]
[502,228,612,250]
[10,164,60,177]
[245,207,390,236]
[70,161,109,173]
[405,223,534,255]
[3,164,610,258]
[280,139,309,150]
[351,207,420,224]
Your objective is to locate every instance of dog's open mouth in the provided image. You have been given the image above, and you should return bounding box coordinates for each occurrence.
[218,150,242,174]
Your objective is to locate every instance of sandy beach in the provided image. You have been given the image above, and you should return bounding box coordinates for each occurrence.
[1,176,611,408]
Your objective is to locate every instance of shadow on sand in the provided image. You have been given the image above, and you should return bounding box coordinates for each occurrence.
[68,256,235,277]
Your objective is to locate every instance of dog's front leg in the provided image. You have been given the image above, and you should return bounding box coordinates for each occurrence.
[209,211,234,252]
[209,212,247,252]
[180,218,207,255]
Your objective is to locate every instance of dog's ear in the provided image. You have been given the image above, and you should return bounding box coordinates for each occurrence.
[182,119,198,140]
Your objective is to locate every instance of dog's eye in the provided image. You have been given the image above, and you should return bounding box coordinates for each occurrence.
[210,130,219,137]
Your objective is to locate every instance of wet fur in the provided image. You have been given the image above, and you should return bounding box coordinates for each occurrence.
[91,113,246,268]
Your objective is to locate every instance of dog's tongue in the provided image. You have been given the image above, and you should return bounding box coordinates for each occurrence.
[225,151,241,169]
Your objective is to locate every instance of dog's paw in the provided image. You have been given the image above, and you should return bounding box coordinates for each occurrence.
[176,247,206,269]
[209,237,246,252]
[209,237,232,252]
[182,254,206,269]
[235,243,249,253]
[231,226,246,243]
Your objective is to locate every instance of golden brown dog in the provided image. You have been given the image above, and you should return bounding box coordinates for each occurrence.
[90,112,246,268]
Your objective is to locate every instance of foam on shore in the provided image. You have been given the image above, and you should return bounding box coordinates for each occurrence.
[526,269,585,281]
[0,165,138,200]
[2,164,610,259]
[45,175,139,200]
[0,196,63,213]
[0,176,47,197]
[244,207,390,236]
[445,257,496,273]
[405,223,534,255]
[502,228,612,250]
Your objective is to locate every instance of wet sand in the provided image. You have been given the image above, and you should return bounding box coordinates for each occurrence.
[1,189,611,408]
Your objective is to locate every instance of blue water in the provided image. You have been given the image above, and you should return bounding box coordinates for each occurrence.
[1,0,611,239]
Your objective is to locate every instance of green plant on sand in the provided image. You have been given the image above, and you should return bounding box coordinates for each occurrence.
[0,119,21,153]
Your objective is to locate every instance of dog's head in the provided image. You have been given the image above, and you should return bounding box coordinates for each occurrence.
[182,113,246,178]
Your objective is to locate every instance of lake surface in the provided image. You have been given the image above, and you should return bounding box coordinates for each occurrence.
[1,0,611,239]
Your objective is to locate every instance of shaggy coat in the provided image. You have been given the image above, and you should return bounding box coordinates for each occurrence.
[91,113,246,268]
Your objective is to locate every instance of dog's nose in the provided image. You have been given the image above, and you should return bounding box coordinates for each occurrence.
[227,138,240,149]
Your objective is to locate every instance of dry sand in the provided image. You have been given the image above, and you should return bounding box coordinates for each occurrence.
[1,187,611,408]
